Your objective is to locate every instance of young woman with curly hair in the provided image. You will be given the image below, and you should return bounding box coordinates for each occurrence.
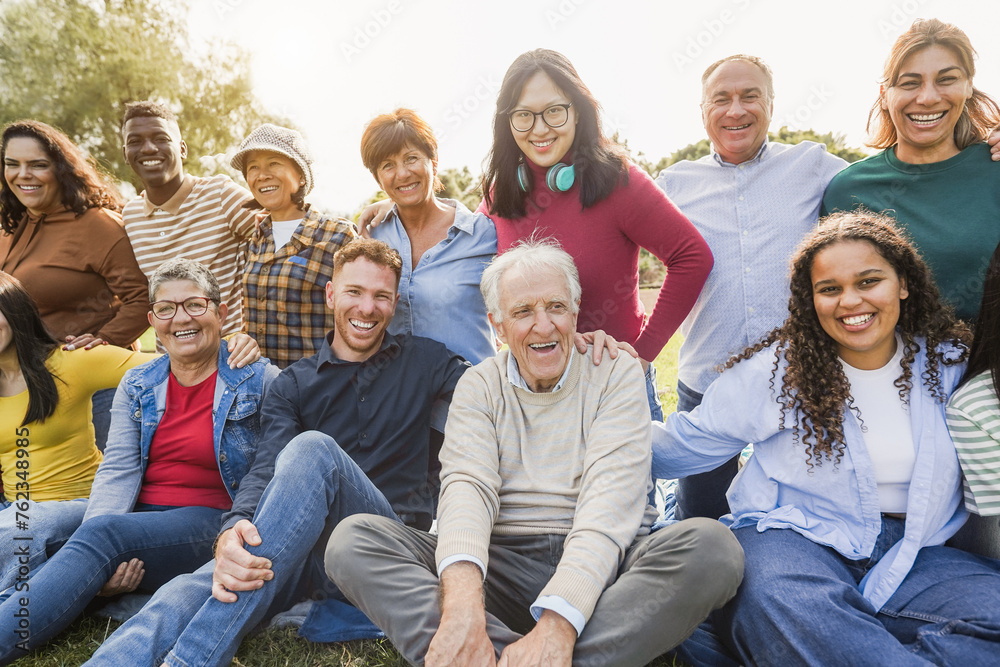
[653,210,1000,665]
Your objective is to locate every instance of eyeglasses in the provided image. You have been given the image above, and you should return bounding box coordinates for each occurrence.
[149,297,216,320]
[508,103,573,132]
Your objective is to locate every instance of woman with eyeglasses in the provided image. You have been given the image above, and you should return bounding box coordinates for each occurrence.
[0,258,273,662]
[480,49,711,420]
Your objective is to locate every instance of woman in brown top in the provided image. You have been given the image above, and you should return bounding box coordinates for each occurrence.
[0,120,148,350]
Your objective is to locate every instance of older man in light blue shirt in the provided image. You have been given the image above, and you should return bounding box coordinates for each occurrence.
[655,54,845,520]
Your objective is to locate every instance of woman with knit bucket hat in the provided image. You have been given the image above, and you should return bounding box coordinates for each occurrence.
[231,124,357,368]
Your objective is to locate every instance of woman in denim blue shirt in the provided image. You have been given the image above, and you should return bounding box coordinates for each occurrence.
[361,109,497,365]
[654,211,1000,665]
[0,258,275,662]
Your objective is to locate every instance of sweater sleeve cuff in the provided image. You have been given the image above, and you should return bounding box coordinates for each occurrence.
[531,596,586,636]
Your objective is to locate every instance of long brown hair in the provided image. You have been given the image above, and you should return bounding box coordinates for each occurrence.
[867,18,1000,150]
[1,120,123,233]
[725,210,970,467]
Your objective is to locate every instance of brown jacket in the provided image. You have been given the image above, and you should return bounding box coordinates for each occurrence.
[0,206,149,346]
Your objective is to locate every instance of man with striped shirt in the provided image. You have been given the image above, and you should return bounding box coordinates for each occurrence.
[121,101,255,337]
[329,241,744,667]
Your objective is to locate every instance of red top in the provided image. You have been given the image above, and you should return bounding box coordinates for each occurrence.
[138,371,231,509]
[480,162,712,361]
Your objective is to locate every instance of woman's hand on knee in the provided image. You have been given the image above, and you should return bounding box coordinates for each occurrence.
[98,558,145,597]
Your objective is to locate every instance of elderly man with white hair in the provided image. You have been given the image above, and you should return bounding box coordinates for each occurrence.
[328,239,744,667]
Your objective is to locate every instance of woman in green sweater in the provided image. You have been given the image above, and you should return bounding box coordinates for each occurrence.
[822,18,1000,323]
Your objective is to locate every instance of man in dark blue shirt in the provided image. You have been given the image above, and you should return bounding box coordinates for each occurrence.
[86,238,469,667]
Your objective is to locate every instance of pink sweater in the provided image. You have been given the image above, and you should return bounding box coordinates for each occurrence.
[480,162,712,361]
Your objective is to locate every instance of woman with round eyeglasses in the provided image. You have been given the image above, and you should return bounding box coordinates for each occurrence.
[823,18,1000,323]
[480,49,712,421]
[0,258,274,662]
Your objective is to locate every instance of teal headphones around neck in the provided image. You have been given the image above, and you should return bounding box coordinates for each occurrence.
[517,162,575,193]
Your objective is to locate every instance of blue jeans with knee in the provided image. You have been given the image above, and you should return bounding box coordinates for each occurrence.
[673,380,740,520]
[87,431,400,667]
[0,498,87,595]
[0,504,222,662]
[723,519,1000,666]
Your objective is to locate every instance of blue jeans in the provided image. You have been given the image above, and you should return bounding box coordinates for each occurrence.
[645,364,663,423]
[0,504,222,662]
[673,380,739,520]
[91,387,116,452]
[723,520,1000,666]
[87,431,400,667]
[0,498,87,594]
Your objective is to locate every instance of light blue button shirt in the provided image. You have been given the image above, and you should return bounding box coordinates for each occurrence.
[651,341,968,610]
[372,198,497,364]
[439,352,585,636]
[655,141,846,393]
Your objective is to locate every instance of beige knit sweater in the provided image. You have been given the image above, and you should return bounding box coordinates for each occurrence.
[436,347,656,622]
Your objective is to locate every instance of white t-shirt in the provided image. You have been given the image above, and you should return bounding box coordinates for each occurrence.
[270,219,302,249]
[840,337,915,514]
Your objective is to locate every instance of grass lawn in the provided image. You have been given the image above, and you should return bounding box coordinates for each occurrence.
[18,330,687,666]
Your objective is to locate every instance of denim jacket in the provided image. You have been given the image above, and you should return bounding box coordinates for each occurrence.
[652,338,968,610]
[83,343,278,520]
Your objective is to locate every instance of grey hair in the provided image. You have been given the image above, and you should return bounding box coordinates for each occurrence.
[701,54,775,104]
[148,258,221,303]
[481,239,581,322]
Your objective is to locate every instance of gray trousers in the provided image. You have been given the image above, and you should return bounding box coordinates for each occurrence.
[327,515,744,667]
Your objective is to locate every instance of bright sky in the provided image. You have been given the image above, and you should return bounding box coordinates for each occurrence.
[187,0,997,215]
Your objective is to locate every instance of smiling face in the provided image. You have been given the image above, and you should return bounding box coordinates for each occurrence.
[375,145,436,209]
[881,44,973,164]
[811,240,909,370]
[148,279,226,367]
[511,71,577,168]
[122,115,187,193]
[2,137,62,217]
[325,257,399,362]
[244,150,303,221]
[701,60,773,165]
[489,267,578,393]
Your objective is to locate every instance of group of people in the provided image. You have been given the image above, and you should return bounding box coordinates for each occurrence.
[0,15,999,667]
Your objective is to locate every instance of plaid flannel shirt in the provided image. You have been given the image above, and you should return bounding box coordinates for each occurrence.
[242,205,357,368]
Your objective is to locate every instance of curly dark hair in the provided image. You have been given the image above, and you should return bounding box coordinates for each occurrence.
[1,120,123,233]
[481,49,629,219]
[724,210,970,468]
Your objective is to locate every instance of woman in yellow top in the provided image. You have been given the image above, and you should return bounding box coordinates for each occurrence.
[0,271,153,592]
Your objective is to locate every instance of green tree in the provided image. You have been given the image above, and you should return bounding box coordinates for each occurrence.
[0,0,284,189]
[437,166,482,211]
